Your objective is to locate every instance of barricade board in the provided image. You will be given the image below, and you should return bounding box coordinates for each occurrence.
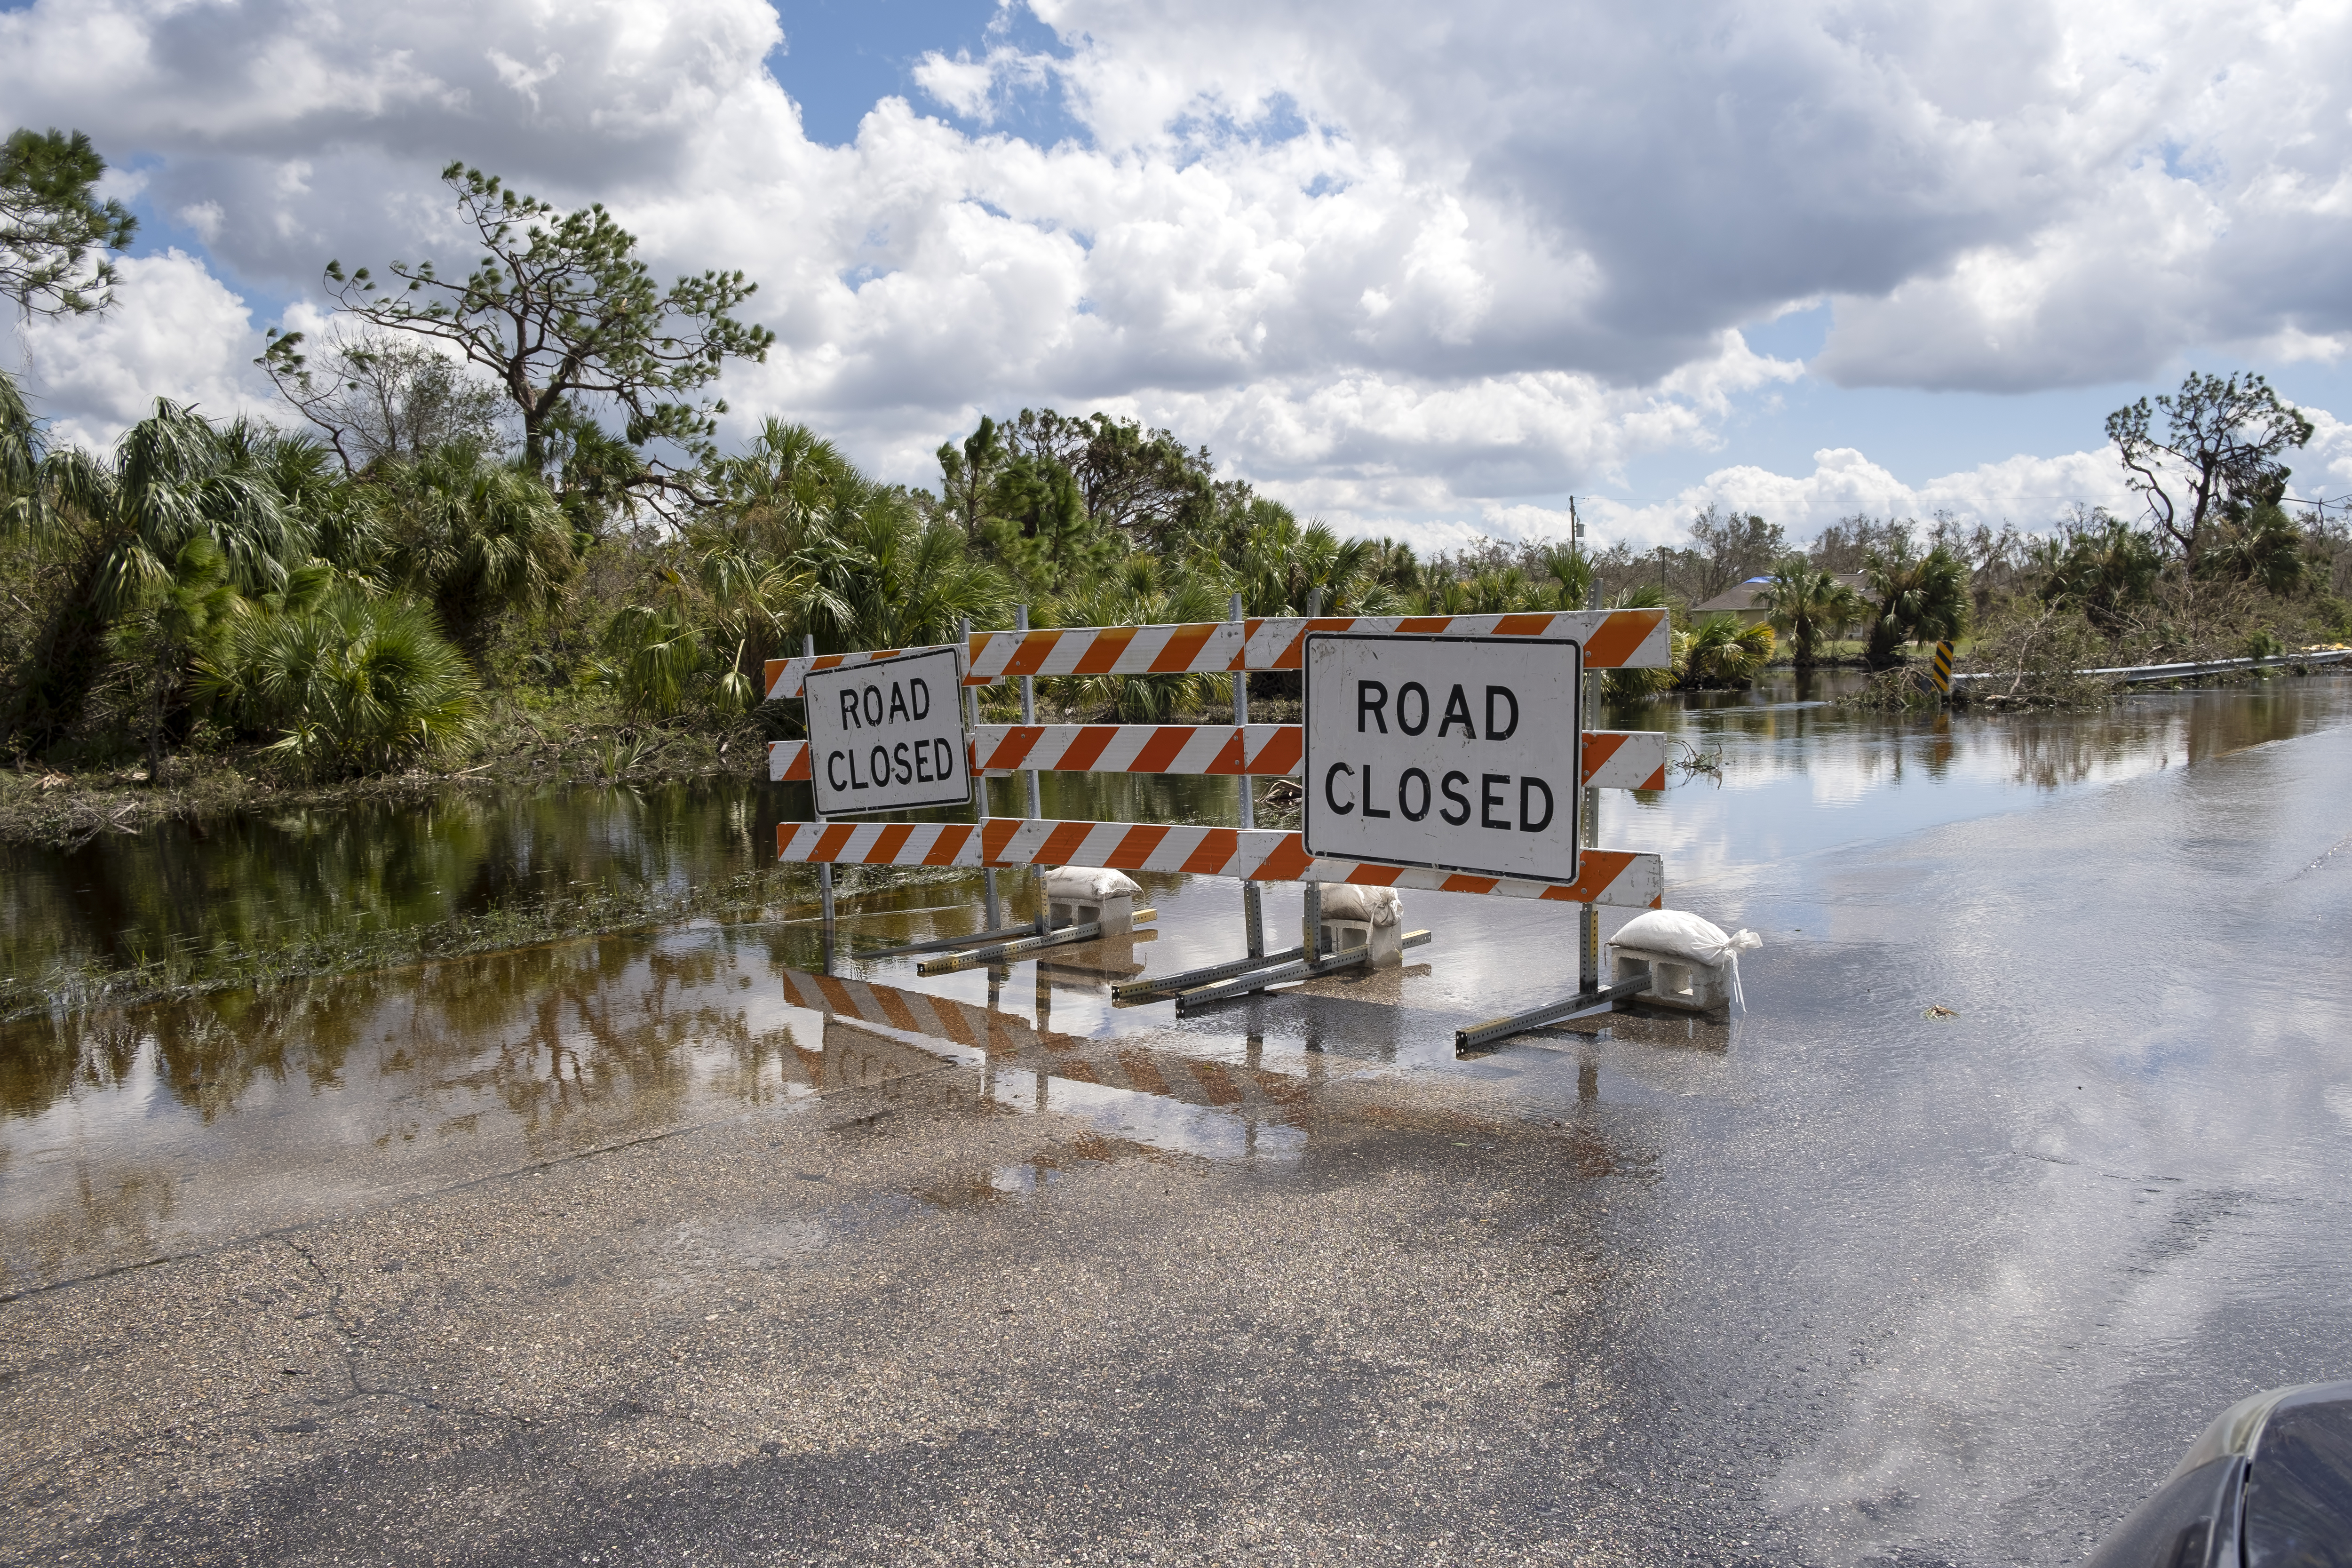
[802,645,973,816]
[1303,632,1582,885]
[762,608,1671,700]
[774,818,1663,908]
[768,727,1669,790]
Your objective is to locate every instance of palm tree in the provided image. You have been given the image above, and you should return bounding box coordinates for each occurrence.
[1238,506,1374,615]
[1051,557,1230,720]
[1532,543,1593,609]
[1862,541,1969,668]
[581,604,713,719]
[2033,519,2161,631]
[0,366,36,509]
[1755,559,1866,667]
[1675,614,1776,689]
[198,589,476,778]
[374,439,575,662]
[707,418,851,560]
[1601,583,1677,704]
[112,535,244,776]
[795,479,1010,653]
[4,399,306,757]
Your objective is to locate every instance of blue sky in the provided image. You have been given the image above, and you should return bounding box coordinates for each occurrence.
[8,0,2352,550]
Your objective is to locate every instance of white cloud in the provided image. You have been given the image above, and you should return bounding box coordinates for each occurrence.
[1594,446,2139,547]
[4,0,2349,530]
[14,249,279,450]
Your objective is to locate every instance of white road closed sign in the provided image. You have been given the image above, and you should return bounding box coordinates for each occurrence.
[1303,632,1582,883]
[803,646,974,816]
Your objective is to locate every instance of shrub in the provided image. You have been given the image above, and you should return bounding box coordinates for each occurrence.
[199,591,477,778]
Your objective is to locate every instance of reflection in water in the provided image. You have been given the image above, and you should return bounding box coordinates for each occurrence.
[0,924,1318,1294]
[4,677,2347,1294]
[6,679,2343,1005]
[1604,677,2352,888]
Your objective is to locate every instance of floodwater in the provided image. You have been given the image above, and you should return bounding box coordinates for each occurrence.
[5,671,2351,1565]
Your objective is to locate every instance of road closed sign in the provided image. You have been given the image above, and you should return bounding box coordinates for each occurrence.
[1303,633,1581,883]
[803,645,974,816]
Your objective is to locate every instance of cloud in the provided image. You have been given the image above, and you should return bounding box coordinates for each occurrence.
[4,0,2350,528]
[1286,444,2143,559]
[15,249,278,450]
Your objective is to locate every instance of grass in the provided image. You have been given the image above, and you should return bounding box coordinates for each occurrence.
[0,694,771,849]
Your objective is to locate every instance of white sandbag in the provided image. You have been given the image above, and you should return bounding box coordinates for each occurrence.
[1317,884,1402,927]
[1043,866,1141,902]
[1610,909,1761,1011]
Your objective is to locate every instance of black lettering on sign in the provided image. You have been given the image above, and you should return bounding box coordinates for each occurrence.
[1485,686,1519,742]
[1358,681,1388,734]
[888,683,911,724]
[1361,765,1391,818]
[1480,772,1509,829]
[911,679,931,721]
[839,691,861,730]
[1519,777,1554,832]
[914,741,932,783]
[1439,685,1476,739]
[1440,771,1470,825]
[869,745,889,788]
[893,741,912,784]
[1398,682,1429,735]
[862,685,883,725]
[933,738,954,780]
[1324,762,1356,815]
[1398,767,1430,821]
[846,748,867,789]
[827,750,850,790]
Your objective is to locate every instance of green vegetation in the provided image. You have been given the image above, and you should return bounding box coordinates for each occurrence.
[1755,563,1866,667]
[1,127,136,318]
[7,137,2352,820]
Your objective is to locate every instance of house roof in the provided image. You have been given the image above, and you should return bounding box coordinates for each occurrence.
[1693,572,1870,614]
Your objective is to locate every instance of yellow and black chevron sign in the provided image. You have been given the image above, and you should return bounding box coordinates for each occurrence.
[1930,639,1955,695]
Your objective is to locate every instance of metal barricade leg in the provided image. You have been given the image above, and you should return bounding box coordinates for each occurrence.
[804,631,834,972]
[962,615,1002,931]
[1232,591,1265,960]
[1017,603,1045,938]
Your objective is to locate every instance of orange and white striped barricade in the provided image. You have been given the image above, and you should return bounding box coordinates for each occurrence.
[759,609,1671,699]
[767,726,1668,791]
[766,611,1677,1028]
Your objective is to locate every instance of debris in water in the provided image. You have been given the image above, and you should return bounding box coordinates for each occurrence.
[1923,1005,1959,1019]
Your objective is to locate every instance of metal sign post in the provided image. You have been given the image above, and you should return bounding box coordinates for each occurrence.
[1301,633,1582,885]
[1232,591,1264,961]
[960,616,1002,931]
[802,632,835,971]
[1017,604,1045,939]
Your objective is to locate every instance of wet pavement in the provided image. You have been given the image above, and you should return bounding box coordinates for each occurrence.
[4,678,2351,1564]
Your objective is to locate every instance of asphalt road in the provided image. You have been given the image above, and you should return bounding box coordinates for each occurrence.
[5,691,2350,1565]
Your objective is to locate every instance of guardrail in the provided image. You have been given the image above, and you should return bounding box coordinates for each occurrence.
[1950,649,2349,686]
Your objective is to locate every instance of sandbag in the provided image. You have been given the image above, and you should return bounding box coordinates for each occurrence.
[1043,866,1141,902]
[1318,884,1402,927]
[1610,908,1761,1011]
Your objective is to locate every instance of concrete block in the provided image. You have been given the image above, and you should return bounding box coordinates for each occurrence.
[1610,945,1731,1012]
[1322,918,1405,966]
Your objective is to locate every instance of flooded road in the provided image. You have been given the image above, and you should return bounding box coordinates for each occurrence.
[4,675,2350,1565]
